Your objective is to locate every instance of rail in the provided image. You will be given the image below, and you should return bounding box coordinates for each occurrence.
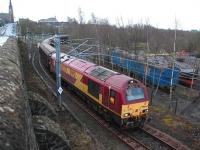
[141,125,190,150]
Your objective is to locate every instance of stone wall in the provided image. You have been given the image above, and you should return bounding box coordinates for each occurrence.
[0,38,38,150]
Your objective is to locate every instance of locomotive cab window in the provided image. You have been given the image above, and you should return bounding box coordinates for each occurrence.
[88,79,100,99]
[110,90,117,104]
[126,87,145,101]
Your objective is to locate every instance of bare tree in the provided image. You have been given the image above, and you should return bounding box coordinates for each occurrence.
[90,13,97,24]
[78,7,84,24]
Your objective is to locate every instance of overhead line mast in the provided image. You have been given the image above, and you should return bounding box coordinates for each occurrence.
[55,35,62,107]
[169,17,177,111]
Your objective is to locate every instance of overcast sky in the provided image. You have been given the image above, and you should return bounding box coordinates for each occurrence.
[1,0,200,30]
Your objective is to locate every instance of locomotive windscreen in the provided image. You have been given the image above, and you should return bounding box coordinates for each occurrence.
[126,87,145,101]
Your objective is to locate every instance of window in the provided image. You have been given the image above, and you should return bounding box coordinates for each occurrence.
[126,88,145,101]
[110,90,116,98]
[110,90,117,104]
[88,80,100,99]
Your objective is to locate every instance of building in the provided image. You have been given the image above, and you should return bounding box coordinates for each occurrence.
[38,17,58,23]
[38,17,69,28]
[0,0,14,25]
[9,0,14,22]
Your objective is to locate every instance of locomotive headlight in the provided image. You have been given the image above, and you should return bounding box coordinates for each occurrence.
[142,109,148,113]
[124,113,130,117]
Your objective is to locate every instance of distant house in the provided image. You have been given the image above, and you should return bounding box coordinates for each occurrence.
[0,13,10,24]
[38,17,69,27]
[38,17,60,27]
[38,17,58,23]
[0,0,14,25]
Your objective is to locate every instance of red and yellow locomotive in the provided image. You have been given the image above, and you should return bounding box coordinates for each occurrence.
[39,37,149,128]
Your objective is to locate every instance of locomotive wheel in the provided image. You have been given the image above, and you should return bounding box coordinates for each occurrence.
[98,106,103,115]
[103,111,111,122]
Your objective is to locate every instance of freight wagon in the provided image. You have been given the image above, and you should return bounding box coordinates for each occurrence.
[112,51,180,88]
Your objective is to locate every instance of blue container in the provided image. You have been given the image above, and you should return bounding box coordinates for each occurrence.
[111,51,180,88]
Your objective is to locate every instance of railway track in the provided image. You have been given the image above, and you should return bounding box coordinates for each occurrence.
[141,125,189,150]
[31,44,190,150]
[32,44,149,149]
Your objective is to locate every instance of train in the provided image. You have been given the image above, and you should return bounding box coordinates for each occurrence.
[39,35,149,128]
[111,50,181,88]
[175,58,198,86]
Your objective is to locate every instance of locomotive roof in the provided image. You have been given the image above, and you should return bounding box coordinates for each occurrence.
[68,58,95,72]
[51,51,140,89]
[51,53,71,62]
[69,59,136,87]
[51,53,94,72]
[89,66,118,81]
[39,41,55,55]
[85,65,138,89]
[105,74,134,89]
